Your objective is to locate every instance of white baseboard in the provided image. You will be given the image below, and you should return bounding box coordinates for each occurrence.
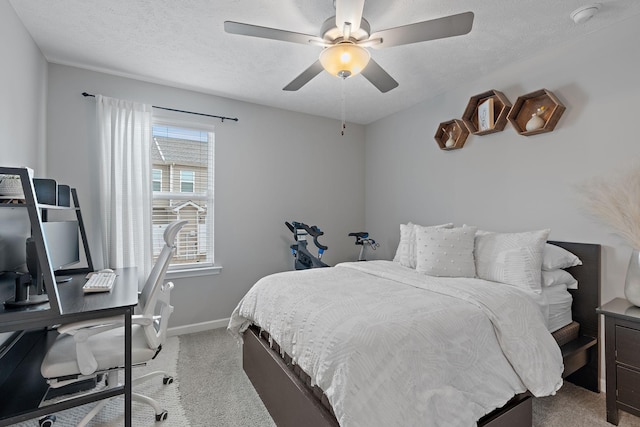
[168,317,229,336]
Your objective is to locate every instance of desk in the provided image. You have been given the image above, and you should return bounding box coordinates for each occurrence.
[0,268,138,427]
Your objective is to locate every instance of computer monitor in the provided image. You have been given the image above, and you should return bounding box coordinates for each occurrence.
[3,219,80,307]
[41,221,80,271]
[0,208,31,273]
[27,221,80,288]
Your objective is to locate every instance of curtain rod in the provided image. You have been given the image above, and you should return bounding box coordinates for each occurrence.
[82,92,239,122]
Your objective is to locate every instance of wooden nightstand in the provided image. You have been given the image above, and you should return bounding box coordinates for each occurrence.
[597,298,640,425]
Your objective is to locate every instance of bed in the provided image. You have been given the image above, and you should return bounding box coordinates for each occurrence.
[228,238,600,427]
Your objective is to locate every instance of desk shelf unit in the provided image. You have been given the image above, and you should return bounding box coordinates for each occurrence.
[0,166,135,427]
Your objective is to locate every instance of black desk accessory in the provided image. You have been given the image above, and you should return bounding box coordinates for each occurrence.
[3,272,48,308]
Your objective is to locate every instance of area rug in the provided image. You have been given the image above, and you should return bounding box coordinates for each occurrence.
[14,336,189,427]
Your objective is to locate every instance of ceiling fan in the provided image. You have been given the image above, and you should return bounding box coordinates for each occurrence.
[224,0,474,93]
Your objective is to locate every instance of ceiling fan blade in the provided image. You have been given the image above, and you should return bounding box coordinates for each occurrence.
[336,0,365,34]
[361,59,398,93]
[283,60,325,91]
[371,11,474,49]
[224,21,324,45]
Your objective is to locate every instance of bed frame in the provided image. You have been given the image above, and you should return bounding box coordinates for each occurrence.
[242,241,601,427]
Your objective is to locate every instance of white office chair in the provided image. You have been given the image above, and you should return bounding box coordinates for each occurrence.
[39,220,188,427]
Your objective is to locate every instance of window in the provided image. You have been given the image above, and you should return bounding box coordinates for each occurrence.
[152,169,162,192]
[151,122,214,271]
[180,170,195,193]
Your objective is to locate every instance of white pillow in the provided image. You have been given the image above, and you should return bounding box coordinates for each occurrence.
[474,229,550,293]
[542,244,582,271]
[416,226,477,277]
[542,269,578,289]
[393,222,453,268]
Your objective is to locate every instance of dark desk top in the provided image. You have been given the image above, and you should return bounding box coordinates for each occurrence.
[597,297,640,323]
[0,268,138,333]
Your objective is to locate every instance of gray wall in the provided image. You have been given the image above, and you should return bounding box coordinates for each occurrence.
[45,64,366,329]
[0,0,47,172]
[4,0,640,339]
[0,0,47,345]
[365,15,640,322]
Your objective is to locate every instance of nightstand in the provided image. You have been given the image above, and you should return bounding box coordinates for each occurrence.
[597,298,640,425]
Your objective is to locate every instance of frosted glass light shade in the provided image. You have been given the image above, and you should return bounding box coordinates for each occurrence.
[319,43,371,79]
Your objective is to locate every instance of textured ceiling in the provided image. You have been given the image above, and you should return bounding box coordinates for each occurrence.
[9,0,640,124]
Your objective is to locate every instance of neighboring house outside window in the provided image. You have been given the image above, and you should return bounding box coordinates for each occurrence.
[151,122,214,270]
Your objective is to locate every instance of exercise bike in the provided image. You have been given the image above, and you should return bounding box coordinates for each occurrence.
[349,232,379,261]
[285,221,329,270]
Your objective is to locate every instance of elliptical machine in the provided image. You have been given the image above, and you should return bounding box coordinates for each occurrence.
[349,232,379,261]
[286,221,329,270]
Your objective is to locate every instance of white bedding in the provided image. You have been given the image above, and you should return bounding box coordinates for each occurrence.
[543,284,573,332]
[228,261,564,427]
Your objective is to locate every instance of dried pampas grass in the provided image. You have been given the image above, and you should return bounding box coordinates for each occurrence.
[578,165,640,249]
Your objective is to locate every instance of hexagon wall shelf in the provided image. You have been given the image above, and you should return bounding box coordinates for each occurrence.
[507,89,566,136]
[434,119,469,150]
[462,90,512,135]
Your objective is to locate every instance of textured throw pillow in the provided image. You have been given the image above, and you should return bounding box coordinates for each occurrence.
[542,269,578,290]
[474,229,550,293]
[415,226,477,277]
[393,222,416,267]
[542,244,582,271]
[393,222,453,268]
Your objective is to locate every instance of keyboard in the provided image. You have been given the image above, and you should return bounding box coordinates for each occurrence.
[83,272,117,293]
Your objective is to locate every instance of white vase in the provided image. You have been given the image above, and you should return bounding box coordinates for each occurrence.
[525,113,545,132]
[624,248,640,306]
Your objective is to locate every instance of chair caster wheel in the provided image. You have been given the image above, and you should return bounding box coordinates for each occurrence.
[162,376,174,385]
[156,410,168,421]
[39,415,56,427]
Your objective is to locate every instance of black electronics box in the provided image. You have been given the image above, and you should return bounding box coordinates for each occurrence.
[57,184,70,207]
[33,178,57,206]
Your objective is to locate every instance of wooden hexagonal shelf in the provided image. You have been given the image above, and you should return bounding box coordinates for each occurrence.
[434,119,469,151]
[507,89,566,136]
[462,90,512,135]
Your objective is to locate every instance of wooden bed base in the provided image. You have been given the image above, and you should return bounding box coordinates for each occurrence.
[242,241,601,427]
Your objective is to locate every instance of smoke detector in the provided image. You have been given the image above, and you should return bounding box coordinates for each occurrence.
[571,4,601,24]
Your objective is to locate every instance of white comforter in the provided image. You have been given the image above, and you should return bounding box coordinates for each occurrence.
[228,261,563,427]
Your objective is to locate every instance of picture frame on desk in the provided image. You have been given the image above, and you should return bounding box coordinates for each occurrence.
[477,97,495,131]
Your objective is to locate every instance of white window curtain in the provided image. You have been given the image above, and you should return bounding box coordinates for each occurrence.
[96,95,153,289]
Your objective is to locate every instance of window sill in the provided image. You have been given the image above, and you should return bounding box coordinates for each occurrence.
[165,265,222,280]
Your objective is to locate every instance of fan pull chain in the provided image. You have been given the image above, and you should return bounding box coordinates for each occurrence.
[341,77,346,136]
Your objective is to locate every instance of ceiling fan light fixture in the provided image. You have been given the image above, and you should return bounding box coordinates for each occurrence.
[319,42,370,79]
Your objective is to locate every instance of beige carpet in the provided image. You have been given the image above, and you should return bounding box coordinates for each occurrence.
[533,381,640,427]
[179,328,640,427]
[14,336,189,427]
[178,328,275,427]
[29,328,630,427]
[14,328,640,426]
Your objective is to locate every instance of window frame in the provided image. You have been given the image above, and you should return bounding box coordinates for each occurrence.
[151,118,217,275]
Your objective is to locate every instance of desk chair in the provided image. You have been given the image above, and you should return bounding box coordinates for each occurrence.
[39,220,188,426]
